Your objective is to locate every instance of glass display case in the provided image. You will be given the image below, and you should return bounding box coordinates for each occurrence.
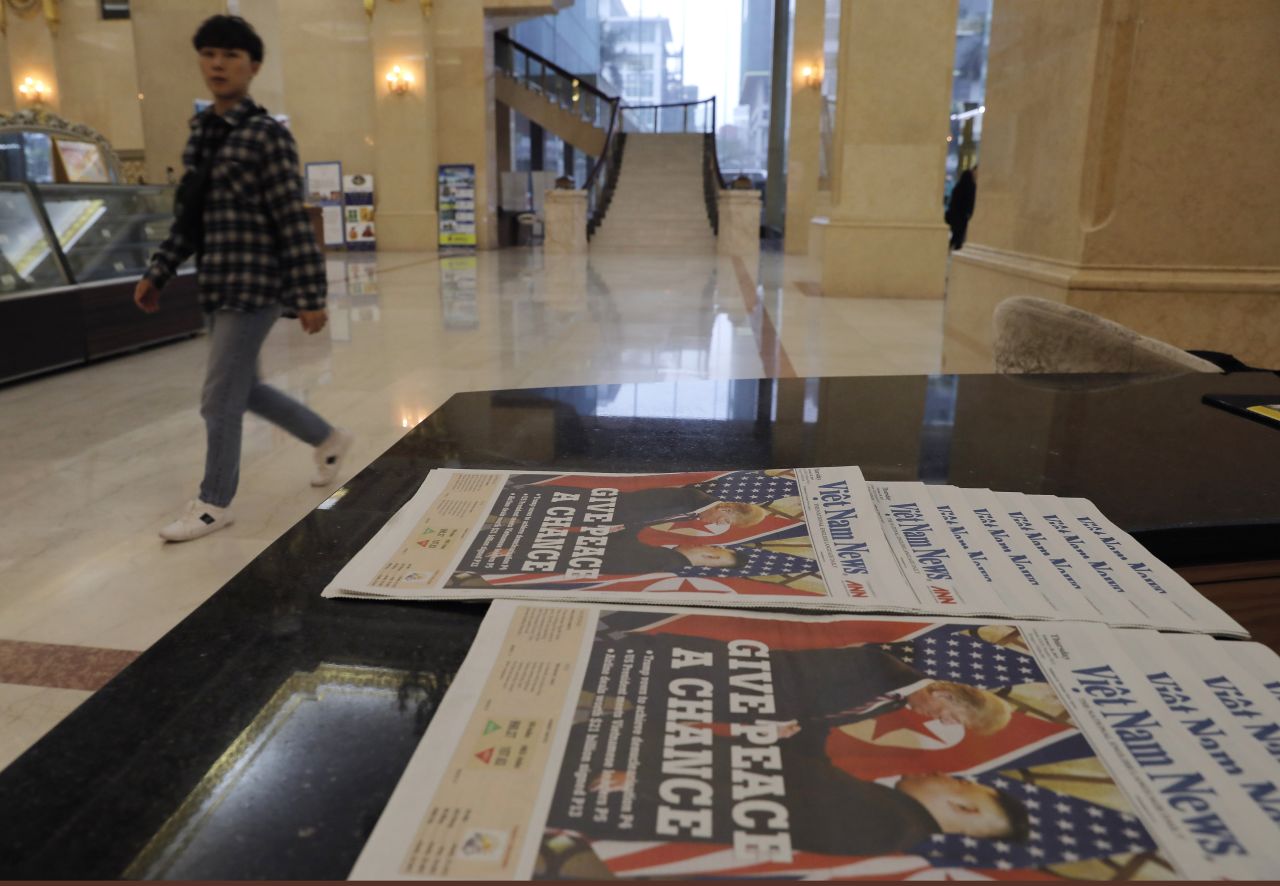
[35,184,178,284]
[0,183,71,294]
[0,181,182,294]
[0,182,201,384]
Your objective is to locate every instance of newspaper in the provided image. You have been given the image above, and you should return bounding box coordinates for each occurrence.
[322,467,1245,637]
[348,601,1279,880]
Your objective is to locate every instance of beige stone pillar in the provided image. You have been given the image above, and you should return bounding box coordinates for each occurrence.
[944,0,1280,371]
[0,38,14,114]
[495,99,511,179]
[435,0,497,249]
[783,0,824,255]
[234,0,286,114]
[543,189,586,255]
[275,0,376,175]
[130,0,223,184]
[370,0,437,251]
[54,0,144,151]
[718,189,762,261]
[5,3,60,115]
[817,0,956,298]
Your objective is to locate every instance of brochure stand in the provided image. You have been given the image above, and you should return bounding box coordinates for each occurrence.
[438,164,477,248]
[304,161,345,250]
[343,173,376,251]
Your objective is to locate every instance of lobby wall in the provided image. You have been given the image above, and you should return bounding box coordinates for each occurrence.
[4,1,62,118]
[273,0,377,177]
[55,0,144,151]
[130,0,224,184]
[945,0,1280,370]
[2,0,553,251]
[1,0,144,149]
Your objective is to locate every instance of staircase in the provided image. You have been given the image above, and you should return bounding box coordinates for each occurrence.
[495,74,609,157]
[590,133,717,254]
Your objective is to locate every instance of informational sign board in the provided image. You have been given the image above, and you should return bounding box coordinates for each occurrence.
[305,161,343,203]
[52,139,110,183]
[304,161,345,248]
[343,173,376,251]
[438,163,477,247]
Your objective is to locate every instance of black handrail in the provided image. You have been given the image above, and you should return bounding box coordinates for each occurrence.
[495,32,614,104]
[584,100,620,193]
[585,102,622,238]
[708,96,726,189]
[493,36,728,240]
[496,32,626,239]
[619,96,718,135]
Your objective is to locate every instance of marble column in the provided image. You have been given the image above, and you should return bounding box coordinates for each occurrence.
[543,189,586,255]
[434,0,498,249]
[274,0,376,177]
[51,0,144,151]
[130,0,223,184]
[234,0,286,114]
[5,1,61,115]
[945,0,1280,371]
[369,0,437,251]
[718,190,762,261]
[783,0,825,255]
[0,38,14,114]
[816,0,957,298]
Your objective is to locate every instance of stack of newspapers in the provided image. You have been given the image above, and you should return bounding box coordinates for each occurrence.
[327,467,1280,881]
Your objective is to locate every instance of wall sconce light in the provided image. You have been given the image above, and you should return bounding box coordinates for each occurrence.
[798,64,819,89]
[18,76,50,104]
[386,65,414,95]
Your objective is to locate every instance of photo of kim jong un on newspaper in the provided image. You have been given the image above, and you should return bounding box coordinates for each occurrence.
[324,467,913,610]
[349,602,1277,881]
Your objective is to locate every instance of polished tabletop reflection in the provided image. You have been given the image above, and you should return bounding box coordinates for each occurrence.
[0,371,1277,879]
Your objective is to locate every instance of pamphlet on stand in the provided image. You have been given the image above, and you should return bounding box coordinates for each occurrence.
[342,173,376,250]
[438,164,477,247]
[304,160,345,249]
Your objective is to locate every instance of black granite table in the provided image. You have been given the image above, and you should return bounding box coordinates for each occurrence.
[2,373,1278,879]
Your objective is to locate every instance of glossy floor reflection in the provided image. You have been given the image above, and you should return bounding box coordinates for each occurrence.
[0,247,943,769]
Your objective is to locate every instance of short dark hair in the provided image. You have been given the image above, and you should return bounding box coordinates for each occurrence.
[192,15,264,63]
[992,790,1032,843]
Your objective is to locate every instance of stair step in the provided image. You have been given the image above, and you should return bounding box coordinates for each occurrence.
[589,133,721,254]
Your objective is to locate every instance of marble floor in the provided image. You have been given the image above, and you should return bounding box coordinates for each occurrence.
[0,247,944,771]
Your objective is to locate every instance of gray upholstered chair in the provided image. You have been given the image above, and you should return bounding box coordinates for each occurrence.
[992,297,1222,375]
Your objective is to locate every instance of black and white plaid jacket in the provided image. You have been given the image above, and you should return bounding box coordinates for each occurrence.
[146,97,326,315]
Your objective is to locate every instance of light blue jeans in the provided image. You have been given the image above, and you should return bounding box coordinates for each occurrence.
[199,304,332,507]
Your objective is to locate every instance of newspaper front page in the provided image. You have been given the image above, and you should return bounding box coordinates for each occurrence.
[348,602,1278,880]
[322,467,1245,637]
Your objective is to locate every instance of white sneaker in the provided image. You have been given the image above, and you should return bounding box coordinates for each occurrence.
[159,500,234,542]
[312,428,354,487]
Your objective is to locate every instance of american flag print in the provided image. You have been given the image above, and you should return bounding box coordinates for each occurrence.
[532,612,1169,880]
[458,470,826,596]
[692,470,800,503]
[681,545,820,578]
[914,775,1158,872]
[885,623,1046,689]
